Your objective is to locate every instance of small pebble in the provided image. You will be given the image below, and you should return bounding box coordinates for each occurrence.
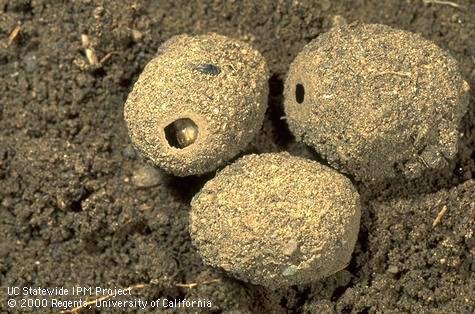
[24,55,37,73]
[320,0,331,11]
[132,165,162,188]
[282,239,299,256]
[282,265,297,277]
[331,15,347,28]
[132,29,143,42]
[122,145,137,160]
[387,265,399,274]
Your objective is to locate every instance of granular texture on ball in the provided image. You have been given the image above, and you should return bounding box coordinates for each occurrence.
[190,152,361,287]
[124,33,269,176]
[284,23,470,182]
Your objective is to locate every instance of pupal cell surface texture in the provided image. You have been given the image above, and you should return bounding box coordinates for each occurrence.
[124,33,269,176]
[190,152,361,288]
[284,23,470,183]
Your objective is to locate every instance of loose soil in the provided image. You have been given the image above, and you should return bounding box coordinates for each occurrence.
[1,0,474,313]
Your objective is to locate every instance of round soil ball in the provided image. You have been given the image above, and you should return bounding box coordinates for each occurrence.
[284,23,470,183]
[124,33,269,176]
[190,152,361,287]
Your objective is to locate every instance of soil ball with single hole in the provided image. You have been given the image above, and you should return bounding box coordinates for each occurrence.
[284,23,470,183]
[124,33,269,176]
[190,152,361,287]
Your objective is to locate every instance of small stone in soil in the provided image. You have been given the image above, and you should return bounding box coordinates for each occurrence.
[132,165,162,188]
[24,55,37,73]
[122,145,137,160]
[387,265,399,274]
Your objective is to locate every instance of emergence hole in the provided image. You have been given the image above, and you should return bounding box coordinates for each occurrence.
[164,118,199,149]
[295,83,305,103]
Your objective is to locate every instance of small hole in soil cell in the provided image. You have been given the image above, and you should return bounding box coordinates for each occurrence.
[164,118,199,149]
[295,83,305,103]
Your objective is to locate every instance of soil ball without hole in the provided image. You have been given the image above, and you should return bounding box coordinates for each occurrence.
[190,152,361,288]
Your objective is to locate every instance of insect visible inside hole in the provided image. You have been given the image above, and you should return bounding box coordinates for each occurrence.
[195,63,221,75]
[164,118,199,149]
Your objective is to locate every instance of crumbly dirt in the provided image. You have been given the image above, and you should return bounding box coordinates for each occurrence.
[0,0,474,313]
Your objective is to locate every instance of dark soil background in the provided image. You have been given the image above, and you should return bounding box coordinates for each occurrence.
[1,0,474,313]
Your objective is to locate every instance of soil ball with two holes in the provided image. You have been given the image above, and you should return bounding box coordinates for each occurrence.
[124,33,269,176]
[190,152,361,287]
[284,23,470,183]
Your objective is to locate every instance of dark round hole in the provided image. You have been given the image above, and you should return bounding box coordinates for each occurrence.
[164,118,198,149]
[295,84,305,104]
